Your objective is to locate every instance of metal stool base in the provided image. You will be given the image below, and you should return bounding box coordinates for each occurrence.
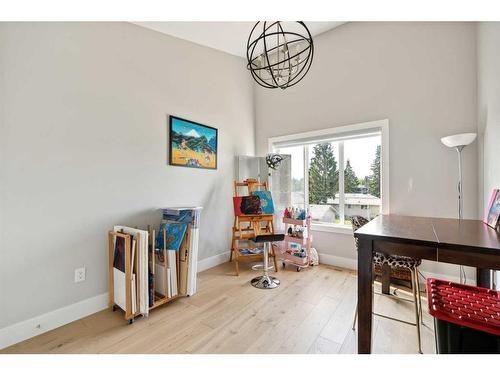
[251,275,280,289]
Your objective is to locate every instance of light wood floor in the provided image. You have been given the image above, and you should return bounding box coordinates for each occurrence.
[1,262,436,354]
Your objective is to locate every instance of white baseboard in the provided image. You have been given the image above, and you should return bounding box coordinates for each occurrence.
[318,253,468,285]
[318,253,357,270]
[197,251,230,272]
[0,292,109,350]
[0,252,231,350]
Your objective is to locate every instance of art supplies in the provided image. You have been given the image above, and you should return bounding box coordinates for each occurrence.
[284,206,307,220]
[239,247,264,255]
[280,215,314,271]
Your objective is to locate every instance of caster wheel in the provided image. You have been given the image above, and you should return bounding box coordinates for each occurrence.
[296,267,301,272]
[282,262,286,269]
[112,305,117,312]
[128,319,134,325]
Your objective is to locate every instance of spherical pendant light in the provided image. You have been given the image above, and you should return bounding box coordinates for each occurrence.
[246,21,314,89]
[265,154,284,170]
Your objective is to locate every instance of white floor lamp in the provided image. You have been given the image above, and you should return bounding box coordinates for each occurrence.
[441,133,477,220]
[441,132,477,283]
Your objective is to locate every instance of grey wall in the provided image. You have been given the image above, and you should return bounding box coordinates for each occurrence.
[477,22,500,289]
[255,22,478,278]
[0,22,255,328]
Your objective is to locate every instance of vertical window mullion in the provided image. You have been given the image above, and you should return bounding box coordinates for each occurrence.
[304,144,310,211]
[338,141,345,225]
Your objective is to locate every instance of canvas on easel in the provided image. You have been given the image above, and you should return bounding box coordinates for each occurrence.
[233,195,262,216]
[252,190,275,214]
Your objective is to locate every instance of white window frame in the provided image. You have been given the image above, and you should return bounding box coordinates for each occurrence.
[268,119,390,235]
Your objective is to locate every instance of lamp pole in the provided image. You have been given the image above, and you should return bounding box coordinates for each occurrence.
[441,132,477,285]
[456,146,464,221]
[456,145,467,284]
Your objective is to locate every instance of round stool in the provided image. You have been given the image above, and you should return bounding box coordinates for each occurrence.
[249,234,284,289]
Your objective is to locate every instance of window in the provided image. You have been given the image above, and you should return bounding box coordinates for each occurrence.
[276,145,306,209]
[270,120,388,231]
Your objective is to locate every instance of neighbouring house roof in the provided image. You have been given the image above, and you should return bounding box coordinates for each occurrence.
[292,192,381,206]
[328,193,381,206]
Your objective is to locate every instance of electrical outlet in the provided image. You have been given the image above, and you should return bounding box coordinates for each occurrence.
[74,267,86,283]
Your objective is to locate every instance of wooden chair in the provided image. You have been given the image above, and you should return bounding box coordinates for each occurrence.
[230,179,279,276]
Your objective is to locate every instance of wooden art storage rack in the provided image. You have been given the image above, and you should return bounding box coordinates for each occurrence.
[230,179,278,275]
[107,226,191,324]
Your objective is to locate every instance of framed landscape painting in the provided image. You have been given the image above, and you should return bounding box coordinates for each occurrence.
[169,115,218,170]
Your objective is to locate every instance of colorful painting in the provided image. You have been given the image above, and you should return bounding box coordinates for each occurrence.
[484,189,500,229]
[169,116,217,169]
[252,191,275,214]
[156,222,188,252]
[233,196,262,216]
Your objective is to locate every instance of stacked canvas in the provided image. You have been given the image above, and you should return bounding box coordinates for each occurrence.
[112,226,149,317]
[109,207,201,322]
[154,222,187,298]
[153,252,179,298]
[160,207,202,296]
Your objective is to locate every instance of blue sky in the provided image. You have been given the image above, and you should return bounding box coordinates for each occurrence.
[172,117,216,140]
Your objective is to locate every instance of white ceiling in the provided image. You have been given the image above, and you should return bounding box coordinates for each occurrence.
[132,22,345,58]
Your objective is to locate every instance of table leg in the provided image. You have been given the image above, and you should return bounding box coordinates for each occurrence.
[477,268,491,288]
[381,263,391,294]
[357,237,374,354]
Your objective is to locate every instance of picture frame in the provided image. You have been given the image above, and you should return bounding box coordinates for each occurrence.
[484,188,500,229]
[168,115,218,170]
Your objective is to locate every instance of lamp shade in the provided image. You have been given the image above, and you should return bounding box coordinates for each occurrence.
[440,133,477,148]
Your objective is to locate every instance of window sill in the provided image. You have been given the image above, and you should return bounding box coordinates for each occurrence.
[310,223,353,235]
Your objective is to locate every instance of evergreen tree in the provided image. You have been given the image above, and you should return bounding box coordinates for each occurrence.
[369,145,381,197]
[308,143,338,204]
[344,159,359,193]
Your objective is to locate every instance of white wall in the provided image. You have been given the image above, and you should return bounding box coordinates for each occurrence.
[477,22,500,289]
[255,22,478,279]
[0,21,488,340]
[0,22,255,329]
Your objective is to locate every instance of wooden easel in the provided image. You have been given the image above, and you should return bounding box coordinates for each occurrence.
[234,178,267,196]
[230,179,278,276]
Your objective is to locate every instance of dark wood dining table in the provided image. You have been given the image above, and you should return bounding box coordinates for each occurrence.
[354,214,500,354]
